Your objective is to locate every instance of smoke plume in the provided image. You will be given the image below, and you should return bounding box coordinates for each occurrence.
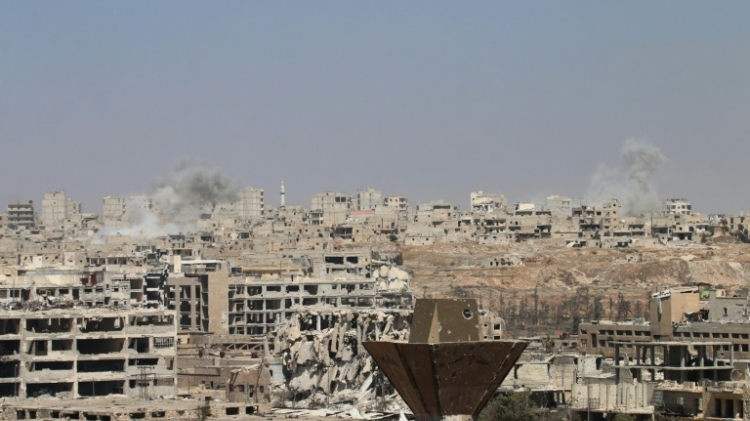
[92,160,242,242]
[149,159,241,218]
[586,138,665,216]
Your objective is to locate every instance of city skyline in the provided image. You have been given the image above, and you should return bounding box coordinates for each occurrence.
[2,2,749,213]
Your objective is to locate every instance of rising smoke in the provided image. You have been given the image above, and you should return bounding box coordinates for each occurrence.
[149,159,241,218]
[93,160,242,242]
[586,138,666,216]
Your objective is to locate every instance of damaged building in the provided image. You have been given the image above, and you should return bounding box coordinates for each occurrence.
[573,286,750,420]
[0,307,176,399]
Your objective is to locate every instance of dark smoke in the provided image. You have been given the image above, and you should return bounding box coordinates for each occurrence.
[149,159,241,217]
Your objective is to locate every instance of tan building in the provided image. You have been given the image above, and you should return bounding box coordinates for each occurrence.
[356,188,382,211]
[41,190,82,229]
[7,200,35,229]
[470,191,507,214]
[310,192,351,227]
[237,187,264,220]
[663,198,693,215]
[0,306,177,399]
[546,195,572,218]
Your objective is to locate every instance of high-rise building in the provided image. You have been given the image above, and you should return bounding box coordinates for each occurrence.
[7,200,35,229]
[356,188,383,211]
[310,192,351,226]
[237,187,264,219]
[41,190,82,228]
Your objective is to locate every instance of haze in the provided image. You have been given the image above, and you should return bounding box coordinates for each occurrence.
[1,2,748,214]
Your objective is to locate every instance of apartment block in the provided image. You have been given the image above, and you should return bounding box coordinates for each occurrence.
[41,191,82,228]
[356,188,382,211]
[663,198,692,215]
[7,201,35,229]
[310,192,351,227]
[470,191,507,214]
[0,307,177,399]
[237,187,264,220]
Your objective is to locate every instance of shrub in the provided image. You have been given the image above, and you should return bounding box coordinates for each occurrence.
[479,392,538,421]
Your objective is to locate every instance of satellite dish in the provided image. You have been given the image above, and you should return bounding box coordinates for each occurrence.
[731,369,746,381]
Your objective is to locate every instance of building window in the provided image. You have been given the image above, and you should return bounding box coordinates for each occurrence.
[154,338,174,349]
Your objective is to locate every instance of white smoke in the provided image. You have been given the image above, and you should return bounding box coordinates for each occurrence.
[91,160,242,242]
[586,138,665,216]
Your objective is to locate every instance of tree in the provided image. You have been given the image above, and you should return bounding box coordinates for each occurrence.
[612,414,635,421]
[616,293,631,321]
[593,295,604,320]
[634,300,643,319]
[479,392,539,421]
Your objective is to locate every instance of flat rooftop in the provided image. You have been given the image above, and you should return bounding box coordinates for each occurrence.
[610,341,732,346]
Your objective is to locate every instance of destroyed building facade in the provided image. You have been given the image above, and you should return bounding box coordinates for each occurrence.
[574,286,750,420]
[0,181,749,420]
[0,266,178,400]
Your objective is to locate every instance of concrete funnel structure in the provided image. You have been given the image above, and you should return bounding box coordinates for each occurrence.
[363,299,527,421]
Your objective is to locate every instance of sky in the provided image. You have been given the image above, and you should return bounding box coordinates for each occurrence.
[1,2,749,214]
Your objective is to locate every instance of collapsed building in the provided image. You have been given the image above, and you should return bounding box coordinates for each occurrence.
[150,248,419,410]
[269,293,506,410]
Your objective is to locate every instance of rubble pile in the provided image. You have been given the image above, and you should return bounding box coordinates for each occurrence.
[271,265,413,411]
[373,265,410,293]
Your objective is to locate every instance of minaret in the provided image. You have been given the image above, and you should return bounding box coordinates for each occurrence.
[280,180,286,207]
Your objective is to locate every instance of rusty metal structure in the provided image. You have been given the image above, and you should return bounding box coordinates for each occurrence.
[364,299,528,421]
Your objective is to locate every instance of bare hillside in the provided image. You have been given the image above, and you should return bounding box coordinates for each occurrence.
[398,239,750,336]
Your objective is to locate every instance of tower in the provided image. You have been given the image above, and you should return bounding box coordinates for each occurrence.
[280,180,286,207]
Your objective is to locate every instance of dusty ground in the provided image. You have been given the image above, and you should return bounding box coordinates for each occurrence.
[396,237,750,336]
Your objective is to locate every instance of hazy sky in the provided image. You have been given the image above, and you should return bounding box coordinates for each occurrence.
[2,2,749,214]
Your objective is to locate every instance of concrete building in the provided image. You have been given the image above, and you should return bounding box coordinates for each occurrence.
[470,191,507,214]
[0,307,177,399]
[41,190,82,228]
[102,196,128,228]
[102,196,127,219]
[579,287,700,358]
[310,192,351,227]
[7,201,35,229]
[574,285,750,420]
[415,200,459,226]
[514,202,536,215]
[225,279,382,335]
[663,198,693,215]
[383,196,408,212]
[176,333,272,405]
[163,253,411,336]
[546,195,572,218]
[2,398,265,420]
[356,188,382,211]
[237,187,264,220]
